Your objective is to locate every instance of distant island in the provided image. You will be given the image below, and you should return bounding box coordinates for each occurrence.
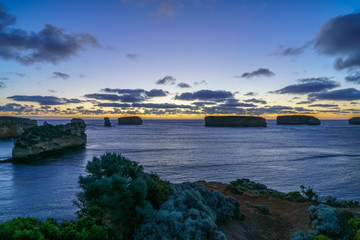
[349,117,360,125]
[204,116,267,127]
[118,116,143,125]
[277,115,321,125]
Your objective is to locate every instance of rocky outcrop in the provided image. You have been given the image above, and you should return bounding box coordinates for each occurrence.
[205,116,267,127]
[104,117,111,127]
[118,116,143,125]
[12,118,86,161]
[277,115,321,125]
[0,116,37,139]
[349,117,360,125]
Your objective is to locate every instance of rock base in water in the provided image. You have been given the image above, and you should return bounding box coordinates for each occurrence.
[349,117,360,125]
[205,116,267,127]
[118,116,143,125]
[277,115,320,125]
[0,117,37,139]
[12,118,87,161]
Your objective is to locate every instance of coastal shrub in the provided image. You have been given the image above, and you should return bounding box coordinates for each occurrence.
[308,204,341,237]
[290,230,317,240]
[230,178,267,191]
[314,235,331,240]
[349,218,360,240]
[301,185,319,202]
[324,196,360,208]
[0,216,110,240]
[284,191,307,202]
[134,182,241,240]
[256,205,270,215]
[77,153,172,238]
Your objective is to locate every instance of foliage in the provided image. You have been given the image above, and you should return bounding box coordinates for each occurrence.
[77,153,172,239]
[230,178,267,191]
[308,204,341,237]
[0,216,110,240]
[134,182,241,240]
[324,196,360,208]
[300,185,319,202]
[256,205,270,215]
[349,218,360,240]
[284,191,307,202]
[314,234,331,240]
[290,230,317,240]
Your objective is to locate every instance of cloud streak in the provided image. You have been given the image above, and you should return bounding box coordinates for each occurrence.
[156,76,176,85]
[241,68,275,79]
[272,77,340,94]
[309,88,360,101]
[53,72,70,80]
[7,95,82,105]
[175,90,233,101]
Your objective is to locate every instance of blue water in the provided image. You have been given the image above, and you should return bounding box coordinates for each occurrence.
[0,119,359,223]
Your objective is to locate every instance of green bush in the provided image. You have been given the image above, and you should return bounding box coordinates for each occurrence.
[349,218,360,240]
[256,205,270,215]
[77,153,172,239]
[0,216,110,240]
[290,230,317,240]
[314,234,331,240]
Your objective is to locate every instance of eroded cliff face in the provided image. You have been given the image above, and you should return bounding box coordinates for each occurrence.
[277,115,321,125]
[204,116,267,127]
[0,117,37,139]
[12,118,86,161]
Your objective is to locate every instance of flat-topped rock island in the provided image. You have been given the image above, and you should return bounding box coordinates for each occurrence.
[349,117,360,125]
[118,116,143,125]
[204,116,267,127]
[277,115,321,125]
[12,118,87,161]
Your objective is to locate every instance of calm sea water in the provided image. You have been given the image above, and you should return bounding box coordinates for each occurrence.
[0,119,359,223]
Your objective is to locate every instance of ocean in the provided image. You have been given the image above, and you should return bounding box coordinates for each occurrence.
[0,119,359,223]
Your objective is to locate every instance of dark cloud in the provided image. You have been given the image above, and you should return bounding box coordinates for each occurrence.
[0,4,99,65]
[309,104,339,108]
[296,100,314,105]
[0,77,9,80]
[175,90,234,101]
[126,53,141,59]
[132,103,192,109]
[192,101,217,106]
[48,89,57,93]
[244,98,267,104]
[0,103,26,112]
[86,88,168,103]
[97,103,131,108]
[309,88,360,101]
[177,82,191,88]
[274,42,311,56]
[0,81,5,88]
[53,72,70,80]
[193,80,208,86]
[244,92,257,96]
[246,105,298,115]
[217,98,256,108]
[314,13,360,70]
[345,73,360,84]
[7,95,82,105]
[156,75,176,85]
[241,68,275,79]
[272,77,340,94]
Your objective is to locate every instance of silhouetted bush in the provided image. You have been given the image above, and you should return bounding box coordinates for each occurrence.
[0,216,110,240]
[308,204,341,237]
[301,185,319,202]
[77,153,172,239]
[256,205,270,215]
[134,182,241,240]
[230,178,267,191]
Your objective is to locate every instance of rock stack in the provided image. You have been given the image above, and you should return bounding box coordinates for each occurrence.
[104,117,111,127]
[277,115,321,125]
[348,117,360,125]
[12,118,87,161]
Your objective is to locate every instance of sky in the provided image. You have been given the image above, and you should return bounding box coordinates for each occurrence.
[1,0,360,119]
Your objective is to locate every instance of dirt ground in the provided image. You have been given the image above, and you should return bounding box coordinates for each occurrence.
[196,181,314,240]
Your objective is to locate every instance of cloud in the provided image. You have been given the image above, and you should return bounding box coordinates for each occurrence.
[244,92,257,96]
[273,42,312,56]
[217,99,256,108]
[191,101,217,106]
[177,82,191,88]
[132,103,192,109]
[0,81,5,88]
[97,103,131,108]
[272,77,340,94]
[193,80,208,86]
[244,98,267,104]
[156,75,176,85]
[86,88,168,103]
[7,95,82,105]
[0,103,26,112]
[0,3,99,65]
[314,12,360,70]
[126,53,141,59]
[53,72,70,80]
[241,68,275,79]
[309,104,339,108]
[48,89,57,93]
[345,73,360,84]
[0,77,9,80]
[175,90,234,101]
[309,88,360,101]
